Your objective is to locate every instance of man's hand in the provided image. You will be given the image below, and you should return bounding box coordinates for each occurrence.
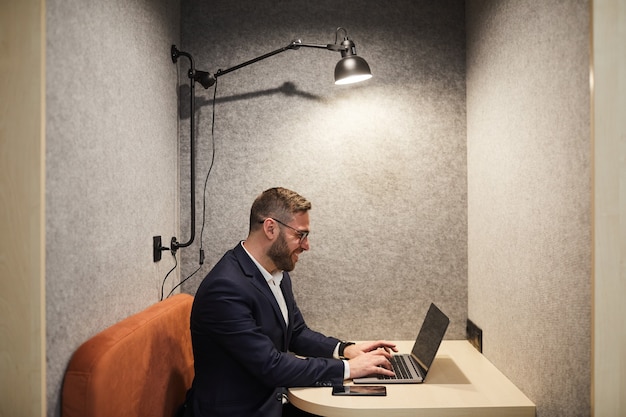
[344,340,398,359]
[346,348,395,379]
[343,341,398,379]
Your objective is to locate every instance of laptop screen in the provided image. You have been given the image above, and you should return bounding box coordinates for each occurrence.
[411,303,450,373]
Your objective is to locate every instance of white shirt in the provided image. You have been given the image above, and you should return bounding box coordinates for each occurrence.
[241,242,289,325]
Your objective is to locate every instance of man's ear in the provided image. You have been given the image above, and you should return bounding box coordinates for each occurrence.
[261,218,279,241]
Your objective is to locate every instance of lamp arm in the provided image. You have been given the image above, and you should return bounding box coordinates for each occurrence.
[295,42,347,52]
[205,40,349,85]
[214,41,300,79]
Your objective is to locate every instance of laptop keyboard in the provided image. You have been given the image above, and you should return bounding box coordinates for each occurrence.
[379,355,415,380]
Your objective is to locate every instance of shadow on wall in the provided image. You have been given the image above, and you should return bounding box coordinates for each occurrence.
[177,82,323,119]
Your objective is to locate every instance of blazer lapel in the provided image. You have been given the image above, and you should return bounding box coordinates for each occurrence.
[280,274,295,348]
[233,244,289,339]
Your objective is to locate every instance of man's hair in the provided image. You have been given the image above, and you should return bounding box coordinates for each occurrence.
[249,187,312,231]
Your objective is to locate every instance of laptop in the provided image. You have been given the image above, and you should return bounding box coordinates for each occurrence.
[353,303,450,384]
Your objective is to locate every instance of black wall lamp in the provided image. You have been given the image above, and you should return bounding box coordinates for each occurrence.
[167,27,371,255]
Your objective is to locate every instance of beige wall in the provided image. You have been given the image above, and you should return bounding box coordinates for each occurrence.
[44,0,181,415]
[591,0,626,415]
[0,0,46,416]
[1,0,624,416]
[466,1,591,415]
[179,0,469,345]
[466,0,625,415]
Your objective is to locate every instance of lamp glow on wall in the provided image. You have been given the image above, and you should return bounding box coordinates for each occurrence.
[167,27,372,255]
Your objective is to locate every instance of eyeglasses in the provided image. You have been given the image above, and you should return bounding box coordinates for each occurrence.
[260,217,310,243]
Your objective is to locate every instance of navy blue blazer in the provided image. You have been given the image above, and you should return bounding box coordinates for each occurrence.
[187,243,344,417]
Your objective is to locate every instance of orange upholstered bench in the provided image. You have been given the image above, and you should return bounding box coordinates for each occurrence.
[61,293,194,417]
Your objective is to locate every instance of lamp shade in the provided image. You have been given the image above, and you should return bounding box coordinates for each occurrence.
[334,55,372,85]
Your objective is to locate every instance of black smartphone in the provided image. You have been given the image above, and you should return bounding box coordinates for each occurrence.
[331,385,387,396]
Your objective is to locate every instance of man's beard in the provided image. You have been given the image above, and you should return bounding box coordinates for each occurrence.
[268,232,297,272]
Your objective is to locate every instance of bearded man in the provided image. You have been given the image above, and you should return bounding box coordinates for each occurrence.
[182,187,396,417]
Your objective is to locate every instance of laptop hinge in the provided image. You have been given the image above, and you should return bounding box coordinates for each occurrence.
[411,353,428,376]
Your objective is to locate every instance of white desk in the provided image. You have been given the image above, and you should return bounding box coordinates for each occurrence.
[288,340,535,417]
